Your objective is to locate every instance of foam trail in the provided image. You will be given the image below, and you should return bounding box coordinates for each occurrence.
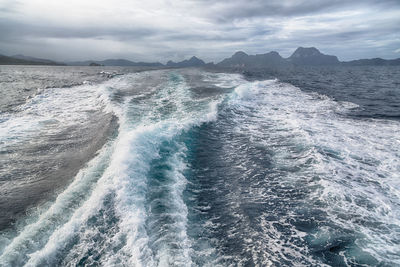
[228,76,400,265]
[0,83,106,148]
[13,71,222,266]
[0,78,119,265]
[0,140,114,266]
[7,69,397,266]
[145,141,193,266]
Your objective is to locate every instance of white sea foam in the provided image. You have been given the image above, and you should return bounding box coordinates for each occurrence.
[0,139,114,266]
[0,77,121,266]
[203,73,244,89]
[145,142,193,266]
[0,83,108,149]
[224,74,400,264]
[3,69,397,266]
[2,70,223,266]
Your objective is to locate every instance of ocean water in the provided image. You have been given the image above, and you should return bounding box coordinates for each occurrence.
[0,65,399,266]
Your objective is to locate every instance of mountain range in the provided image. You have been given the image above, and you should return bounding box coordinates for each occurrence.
[67,59,163,67]
[1,47,399,67]
[166,56,205,68]
[0,54,64,65]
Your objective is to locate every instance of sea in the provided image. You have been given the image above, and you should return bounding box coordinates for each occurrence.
[0,65,399,266]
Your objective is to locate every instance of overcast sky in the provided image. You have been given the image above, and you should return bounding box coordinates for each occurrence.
[0,0,399,62]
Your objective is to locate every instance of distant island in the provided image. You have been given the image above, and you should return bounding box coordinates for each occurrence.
[68,59,164,67]
[1,47,399,67]
[0,54,65,66]
[166,56,205,68]
[213,47,400,69]
[89,62,103,66]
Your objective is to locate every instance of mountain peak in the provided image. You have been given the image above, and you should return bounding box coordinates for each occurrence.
[188,56,204,63]
[166,56,205,68]
[256,51,282,58]
[217,50,286,68]
[289,47,339,65]
[291,47,321,58]
[232,51,248,58]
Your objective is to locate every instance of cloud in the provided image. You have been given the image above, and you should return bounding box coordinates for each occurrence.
[0,0,399,61]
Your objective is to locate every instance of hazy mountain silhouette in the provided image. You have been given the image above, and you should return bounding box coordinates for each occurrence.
[67,59,163,67]
[217,51,287,68]
[166,56,205,67]
[2,47,400,67]
[288,47,339,65]
[0,54,64,65]
[342,58,400,66]
[11,55,64,65]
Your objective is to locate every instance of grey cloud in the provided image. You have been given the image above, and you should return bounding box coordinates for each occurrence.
[0,19,160,41]
[196,0,400,21]
[0,0,399,61]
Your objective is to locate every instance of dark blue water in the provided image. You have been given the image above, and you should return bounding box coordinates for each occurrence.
[251,65,400,120]
[0,66,399,266]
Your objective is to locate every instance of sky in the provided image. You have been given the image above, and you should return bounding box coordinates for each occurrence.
[0,0,399,63]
